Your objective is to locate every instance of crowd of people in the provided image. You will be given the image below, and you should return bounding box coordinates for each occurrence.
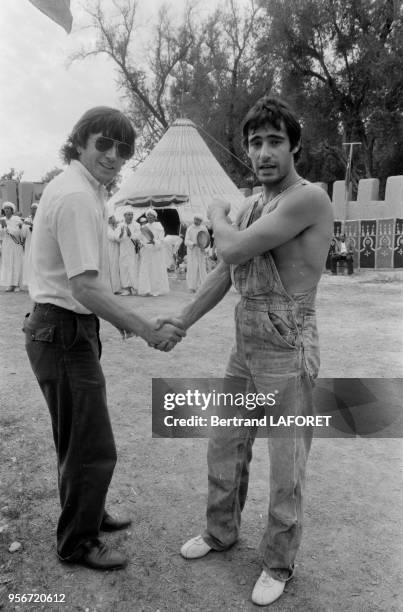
[0,200,39,291]
[0,201,213,295]
[108,207,169,297]
[106,208,214,295]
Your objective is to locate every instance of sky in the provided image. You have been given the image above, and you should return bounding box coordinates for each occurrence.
[0,0,221,183]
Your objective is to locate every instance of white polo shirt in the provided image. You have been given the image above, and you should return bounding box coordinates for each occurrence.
[29,160,109,314]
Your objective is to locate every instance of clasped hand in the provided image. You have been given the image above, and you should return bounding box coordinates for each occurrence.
[118,317,185,351]
[148,316,186,352]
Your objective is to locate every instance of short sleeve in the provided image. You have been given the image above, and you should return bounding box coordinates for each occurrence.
[52,192,102,279]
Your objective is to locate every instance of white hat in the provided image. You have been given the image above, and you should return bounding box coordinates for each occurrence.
[146,208,158,217]
[123,206,134,215]
[194,214,203,221]
[2,201,16,212]
[31,203,39,209]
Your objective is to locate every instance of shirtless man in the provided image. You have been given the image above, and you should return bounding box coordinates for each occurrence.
[171,97,333,605]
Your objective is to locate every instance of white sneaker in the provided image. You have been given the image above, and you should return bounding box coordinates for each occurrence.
[120,289,131,296]
[180,535,212,559]
[251,571,285,606]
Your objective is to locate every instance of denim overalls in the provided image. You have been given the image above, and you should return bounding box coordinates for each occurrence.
[203,182,320,581]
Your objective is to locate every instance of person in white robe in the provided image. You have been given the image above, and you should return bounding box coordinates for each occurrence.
[0,201,24,291]
[21,202,39,288]
[184,214,209,292]
[137,209,170,296]
[107,215,122,294]
[118,209,141,295]
[164,234,183,271]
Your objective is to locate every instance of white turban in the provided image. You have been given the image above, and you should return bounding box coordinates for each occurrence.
[2,201,16,212]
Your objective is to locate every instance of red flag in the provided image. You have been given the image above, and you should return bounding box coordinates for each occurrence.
[28,0,73,33]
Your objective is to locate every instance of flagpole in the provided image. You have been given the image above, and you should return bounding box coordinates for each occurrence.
[342,142,361,228]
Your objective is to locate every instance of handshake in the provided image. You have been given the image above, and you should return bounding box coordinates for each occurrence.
[120,316,186,352]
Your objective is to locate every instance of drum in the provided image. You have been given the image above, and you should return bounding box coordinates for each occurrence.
[197,229,210,249]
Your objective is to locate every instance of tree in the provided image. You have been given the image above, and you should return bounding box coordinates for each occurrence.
[72,0,196,163]
[168,0,271,183]
[1,168,24,183]
[257,0,403,187]
[70,0,402,189]
[41,167,63,183]
[71,0,270,184]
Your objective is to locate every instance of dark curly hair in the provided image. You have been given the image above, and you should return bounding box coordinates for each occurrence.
[61,106,136,163]
[241,97,302,160]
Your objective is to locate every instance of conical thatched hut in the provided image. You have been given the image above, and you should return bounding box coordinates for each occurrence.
[109,118,245,232]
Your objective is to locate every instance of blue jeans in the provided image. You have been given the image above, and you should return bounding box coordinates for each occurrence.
[203,294,319,581]
[23,303,117,559]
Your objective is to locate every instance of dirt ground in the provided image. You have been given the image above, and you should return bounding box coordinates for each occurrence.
[0,270,402,612]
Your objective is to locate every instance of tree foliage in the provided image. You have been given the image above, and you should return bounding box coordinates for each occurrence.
[167,0,272,182]
[72,0,402,191]
[41,167,63,183]
[72,0,195,162]
[1,168,24,183]
[257,0,403,190]
[72,0,269,181]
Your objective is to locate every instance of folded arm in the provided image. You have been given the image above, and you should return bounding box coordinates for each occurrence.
[210,188,330,265]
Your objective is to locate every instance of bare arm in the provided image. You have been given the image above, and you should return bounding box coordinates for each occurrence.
[70,271,185,346]
[210,187,331,265]
[168,201,250,330]
[179,260,232,329]
[153,257,232,351]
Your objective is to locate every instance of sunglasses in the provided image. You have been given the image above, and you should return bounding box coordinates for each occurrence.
[94,136,134,160]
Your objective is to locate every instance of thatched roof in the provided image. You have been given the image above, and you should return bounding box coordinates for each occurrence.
[110,118,245,223]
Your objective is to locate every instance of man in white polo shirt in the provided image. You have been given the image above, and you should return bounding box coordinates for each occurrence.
[24,107,185,571]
